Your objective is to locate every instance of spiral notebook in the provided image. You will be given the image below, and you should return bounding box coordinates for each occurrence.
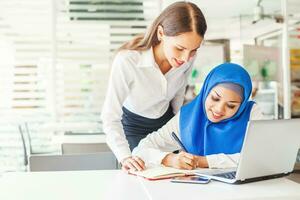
[129,166,190,180]
[129,166,230,180]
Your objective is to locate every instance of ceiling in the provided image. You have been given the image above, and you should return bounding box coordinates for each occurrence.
[163,0,299,19]
[190,0,280,19]
[162,0,300,40]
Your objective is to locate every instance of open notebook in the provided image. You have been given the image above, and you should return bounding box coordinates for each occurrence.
[129,166,234,180]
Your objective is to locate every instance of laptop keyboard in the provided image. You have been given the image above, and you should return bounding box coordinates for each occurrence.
[214,171,236,179]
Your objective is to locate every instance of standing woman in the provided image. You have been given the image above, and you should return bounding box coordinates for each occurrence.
[101,1,207,171]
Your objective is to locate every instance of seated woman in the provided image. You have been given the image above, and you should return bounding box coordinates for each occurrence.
[132,63,263,170]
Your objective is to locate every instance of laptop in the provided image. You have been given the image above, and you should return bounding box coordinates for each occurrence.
[195,119,300,184]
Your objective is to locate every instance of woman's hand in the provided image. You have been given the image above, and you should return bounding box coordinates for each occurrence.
[121,156,145,172]
[162,152,208,169]
[162,151,197,170]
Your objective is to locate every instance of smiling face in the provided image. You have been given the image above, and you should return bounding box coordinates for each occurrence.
[205,85,243,123]
[162,31,202,67]
[155,26,203,69]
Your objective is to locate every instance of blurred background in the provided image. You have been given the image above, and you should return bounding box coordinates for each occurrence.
[0,0,299,172]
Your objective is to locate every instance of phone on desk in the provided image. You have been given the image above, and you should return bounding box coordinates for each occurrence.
[171,176,210,184]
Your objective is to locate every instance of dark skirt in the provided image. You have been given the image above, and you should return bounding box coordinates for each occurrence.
[121,105,174,151]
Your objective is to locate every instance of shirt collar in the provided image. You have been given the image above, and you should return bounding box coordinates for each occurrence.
[138,47,157,68]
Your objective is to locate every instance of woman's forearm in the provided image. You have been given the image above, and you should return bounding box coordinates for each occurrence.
[195,155,209,168]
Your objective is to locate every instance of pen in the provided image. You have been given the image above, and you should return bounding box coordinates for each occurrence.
[171,132,188,152]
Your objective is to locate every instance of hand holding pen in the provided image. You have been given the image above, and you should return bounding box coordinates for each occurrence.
[161,132,196,169]
[161,132,208,169]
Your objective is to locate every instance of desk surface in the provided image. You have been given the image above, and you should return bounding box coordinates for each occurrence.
[140,175,300,200]
[0,170,148,200]
[0,170,299,200]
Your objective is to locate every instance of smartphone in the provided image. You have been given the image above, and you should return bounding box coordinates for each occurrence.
[171,176,210,184]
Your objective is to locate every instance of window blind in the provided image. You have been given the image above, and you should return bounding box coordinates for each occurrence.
[0,0,159,172]
[55,0,159,124]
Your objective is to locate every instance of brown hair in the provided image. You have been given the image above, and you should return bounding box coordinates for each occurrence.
[118,1,207,51]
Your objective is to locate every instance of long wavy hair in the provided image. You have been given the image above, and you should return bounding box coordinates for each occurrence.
[118,1,207,52]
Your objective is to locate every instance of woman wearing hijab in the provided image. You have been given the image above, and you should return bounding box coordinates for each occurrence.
[132,63,263,170]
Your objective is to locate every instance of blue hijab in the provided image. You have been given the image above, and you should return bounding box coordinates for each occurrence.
[179,63,255,156]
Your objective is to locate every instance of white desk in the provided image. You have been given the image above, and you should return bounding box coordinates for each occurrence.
[0,170,299,200]
[139,176,300,200]
[0,170,148,200]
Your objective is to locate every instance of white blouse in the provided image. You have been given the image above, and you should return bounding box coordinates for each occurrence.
[132,104,263,169]
[101,48,195,161]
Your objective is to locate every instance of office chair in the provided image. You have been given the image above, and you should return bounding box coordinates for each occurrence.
[62,143,111,154]
[29,152,117,171]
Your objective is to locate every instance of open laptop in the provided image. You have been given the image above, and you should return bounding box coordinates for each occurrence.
[195,119,300,184]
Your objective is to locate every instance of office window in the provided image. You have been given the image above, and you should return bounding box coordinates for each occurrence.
[55,0,158,124]
[0,0,159,172]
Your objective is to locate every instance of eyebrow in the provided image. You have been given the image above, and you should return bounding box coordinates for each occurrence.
[213,90,221,97]
[213,90,241,104]
[228,100,242,104]
[176,44,200,51]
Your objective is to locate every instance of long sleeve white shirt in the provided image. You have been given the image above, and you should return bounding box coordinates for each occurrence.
[101,48,195,161]
[132,104,263,169]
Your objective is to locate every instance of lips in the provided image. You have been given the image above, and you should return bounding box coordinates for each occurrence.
[174,58,184,66]
[211,111,223,120]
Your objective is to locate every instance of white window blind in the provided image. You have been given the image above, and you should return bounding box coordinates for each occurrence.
[0,0,53,114]
[55,0,159,124]
[0,0,159,172]
[0,0,56,172]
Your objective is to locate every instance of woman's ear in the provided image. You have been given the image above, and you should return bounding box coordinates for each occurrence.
[157,25,164,42]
